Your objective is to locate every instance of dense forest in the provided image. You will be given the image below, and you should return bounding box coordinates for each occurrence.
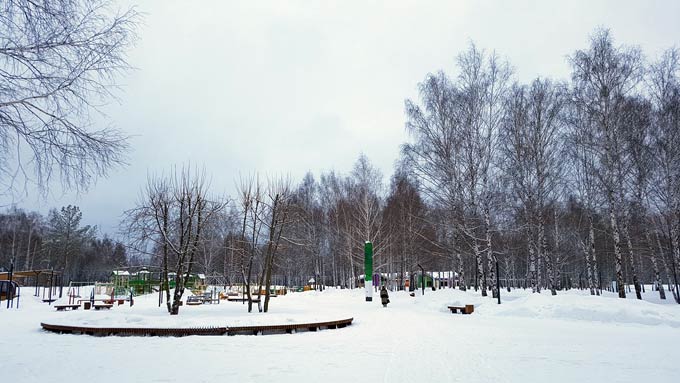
[2,29,679,305]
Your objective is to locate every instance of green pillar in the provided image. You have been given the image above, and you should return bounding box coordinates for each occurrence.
[365,241,373,302]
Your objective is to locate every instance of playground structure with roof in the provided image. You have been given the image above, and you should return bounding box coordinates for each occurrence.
[111,268,207,296]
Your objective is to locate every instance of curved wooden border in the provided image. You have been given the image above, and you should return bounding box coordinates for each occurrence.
[40,317,353,337]
[227,317,353,335]
[40,322,227,336]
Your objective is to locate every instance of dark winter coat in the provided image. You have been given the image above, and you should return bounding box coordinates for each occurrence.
[380,287,389,306]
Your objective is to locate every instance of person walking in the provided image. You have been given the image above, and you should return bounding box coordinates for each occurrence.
[380,285,390,307]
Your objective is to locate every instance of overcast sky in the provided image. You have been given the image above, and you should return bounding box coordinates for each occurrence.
[6,0,680,236]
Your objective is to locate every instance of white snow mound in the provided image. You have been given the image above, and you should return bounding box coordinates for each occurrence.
[489,293,680,327]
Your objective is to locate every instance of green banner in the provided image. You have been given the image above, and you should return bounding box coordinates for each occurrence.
[364,241,373,282]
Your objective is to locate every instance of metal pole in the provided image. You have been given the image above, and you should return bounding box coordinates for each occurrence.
[417,264,425,296]
[6,257,14,308]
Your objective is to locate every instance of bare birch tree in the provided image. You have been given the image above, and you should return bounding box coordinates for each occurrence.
[0,0,139,195]
[569,28,644,298]
[501,79,566,294]
[648,47,680,302]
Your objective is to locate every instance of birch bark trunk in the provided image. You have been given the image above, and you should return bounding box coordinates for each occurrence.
[607,192,626,298]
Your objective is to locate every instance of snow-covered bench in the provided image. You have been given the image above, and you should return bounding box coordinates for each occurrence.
[186,296,204,305]
[54,304,80,311]
[448,305,474,314]
[78,298,115,305]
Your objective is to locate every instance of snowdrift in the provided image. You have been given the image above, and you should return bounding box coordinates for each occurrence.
[487,292,680,327]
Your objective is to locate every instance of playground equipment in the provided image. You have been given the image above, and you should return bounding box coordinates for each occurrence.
[186,288,221,305]
[111,268,207,295]
[1,269,62,304]
[0,280,20,309]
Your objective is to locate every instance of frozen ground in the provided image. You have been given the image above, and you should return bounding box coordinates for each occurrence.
[1,286,679,383]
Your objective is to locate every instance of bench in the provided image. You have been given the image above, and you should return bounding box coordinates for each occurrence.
[226,297,260,303]
[448,304,474,314]
[93,304,113,310]
[78,298,115,304]
[186,296,204,305]
[54,304,80,311]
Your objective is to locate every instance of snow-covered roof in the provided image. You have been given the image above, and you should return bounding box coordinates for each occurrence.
[112,270,130,276]
[197,274,206,279]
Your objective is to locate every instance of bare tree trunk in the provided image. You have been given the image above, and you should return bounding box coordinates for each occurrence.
[554,210,561,291]
[484,197,497,298]
[589,214,601,295]
[347,234,356,289]
[539,210,556,295]
[607,191,626,298]
[621,216,642,299]
[160,205,172,314]
[535,220,543,294]
[671,220,680,302]
[474,239,487,296]
[655,230,673,294]
[264,191,290,313]
[457,246,465,291]
[24,224,33,270]
[582,239,595,295]
[528,229,537,293]
[645,229,666,299]
[503,257,511,292]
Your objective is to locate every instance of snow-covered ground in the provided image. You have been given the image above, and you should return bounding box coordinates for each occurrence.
[1,286,678,383]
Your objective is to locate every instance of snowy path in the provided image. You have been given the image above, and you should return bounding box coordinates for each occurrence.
[1,287,678,383]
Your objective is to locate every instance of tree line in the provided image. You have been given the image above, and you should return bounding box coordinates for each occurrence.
[125,29,680,309]
[400,29,680,302]
[3,5,679,317]
[0,205,126,281]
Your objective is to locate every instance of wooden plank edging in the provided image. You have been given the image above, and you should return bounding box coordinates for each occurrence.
[40,317,353,337]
